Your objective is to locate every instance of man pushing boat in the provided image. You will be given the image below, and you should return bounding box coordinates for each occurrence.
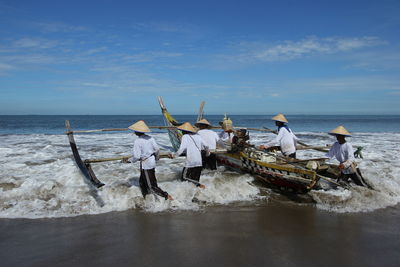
[128,120,173,200]
[218,115,234,143]
[170,122,209,188]
[195,118,225,170]
[259,113,299,158]
[325,125,371,188]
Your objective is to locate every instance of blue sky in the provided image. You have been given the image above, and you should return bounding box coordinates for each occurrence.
[0,0,399,115]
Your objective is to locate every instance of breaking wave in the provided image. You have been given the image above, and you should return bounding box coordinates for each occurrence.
[0,131,399,218]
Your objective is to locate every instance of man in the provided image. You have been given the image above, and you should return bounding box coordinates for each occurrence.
[195,118,224,170]
[171,122,209,188]
[325,125,370,187]
[259,113,298,158]
[218,115,234,143]
[128,120,173,200]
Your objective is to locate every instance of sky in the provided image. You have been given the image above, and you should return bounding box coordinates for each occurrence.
[0,0,400,115]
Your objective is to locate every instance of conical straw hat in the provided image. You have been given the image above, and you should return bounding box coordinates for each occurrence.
[271,113,288,123]
[195,118,212,127]
[177,122,197,133]
[329,125,351,136]
[128,120,151,133]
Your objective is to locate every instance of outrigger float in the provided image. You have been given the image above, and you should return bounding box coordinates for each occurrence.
[65,96,348,193]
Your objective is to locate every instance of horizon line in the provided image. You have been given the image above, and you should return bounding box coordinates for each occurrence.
[1,114,400,116]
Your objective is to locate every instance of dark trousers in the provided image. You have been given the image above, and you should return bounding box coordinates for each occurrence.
[139,168,169,199]
[201,151,217,170]
[287,152,296,159]
[339,168,371,188]
[181,166,203,186]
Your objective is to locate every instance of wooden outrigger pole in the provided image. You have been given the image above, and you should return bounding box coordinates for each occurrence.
[197,100,205,122]
[65,120,105,188]
[263,126,330,153]
[69,125,175,134]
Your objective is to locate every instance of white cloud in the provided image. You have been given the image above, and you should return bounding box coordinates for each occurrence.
[281,75,400,93]
[0,62,15,70]
[13,38,58,49]
[3,54,55,65]
[0,62,15,75]
[221,36,386,64]
[122,51,183,63]
[132,22,190,33]
[82,47,108,55]
[343,49,400,71]
[82,82,110,87]
[33,22,88,33]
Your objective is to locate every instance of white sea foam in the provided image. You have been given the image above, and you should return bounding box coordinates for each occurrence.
[0,131,399,218]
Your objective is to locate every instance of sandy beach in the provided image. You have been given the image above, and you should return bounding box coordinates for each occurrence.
[1,200,399,267]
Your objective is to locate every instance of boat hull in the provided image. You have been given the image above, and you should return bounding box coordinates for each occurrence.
[216,152,317,193]
[157,96,320,193]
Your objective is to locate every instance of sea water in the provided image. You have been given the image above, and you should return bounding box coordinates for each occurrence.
[0,115,400,218]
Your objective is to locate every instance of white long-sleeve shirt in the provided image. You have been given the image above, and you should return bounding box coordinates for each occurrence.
[197,129,224,149]
[130,135,159,170]
[325,142,355,174]
[175,134,208,167]
[218,131,233,143]
[265,127,298,156]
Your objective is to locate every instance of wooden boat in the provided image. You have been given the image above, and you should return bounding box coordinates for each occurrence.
[158,96,342,194]
[65,97,344,193]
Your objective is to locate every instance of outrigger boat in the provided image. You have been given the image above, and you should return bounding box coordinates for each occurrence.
[65,97,351,193]
[158,96,343,194]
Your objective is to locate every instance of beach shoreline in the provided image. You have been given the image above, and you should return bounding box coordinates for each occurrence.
[1,200,399,267]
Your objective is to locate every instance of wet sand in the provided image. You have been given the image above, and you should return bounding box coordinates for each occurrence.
[1,200,399,267]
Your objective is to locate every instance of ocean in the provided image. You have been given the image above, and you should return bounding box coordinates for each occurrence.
[1,114,400,218]
[2,114,400,134]
[1,114,400,266]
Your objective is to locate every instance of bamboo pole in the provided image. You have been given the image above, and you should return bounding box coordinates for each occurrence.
[84,156,130,163]
[316,174,341,186]
[83,149,228,164]
[84,154,169,163]
[210,126,274,132]
[296,145,331,151]
[67,125,176,134]
[148,126,176,129]
[263,126,330,152]
[197,101,205,122]
[239,127,274,132]
[69,128,129,133]
[68,125,276,134]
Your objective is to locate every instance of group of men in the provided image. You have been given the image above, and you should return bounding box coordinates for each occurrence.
[127,113,368,201]
[127,118,228,200]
